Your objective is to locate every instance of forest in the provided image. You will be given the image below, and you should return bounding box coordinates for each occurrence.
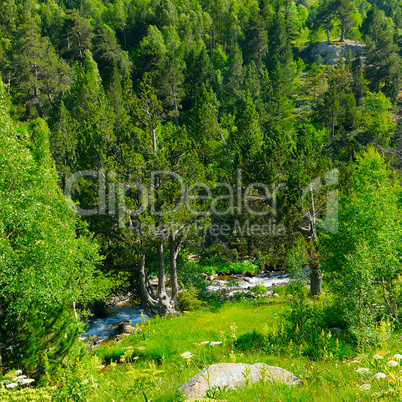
[1,0,402,400]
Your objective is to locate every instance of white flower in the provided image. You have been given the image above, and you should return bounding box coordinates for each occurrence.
[5,383,19,389]
[13,375,26,382]
[137,347,146,351]
[388,360,398,367]
[14,370,22,375]
[181,351,194,359]
[373,354,383,360]
[210,341,222,346]
[356,368,370,374]
[21,379,35,385]
[394,354,402,360]
[351,360,361,364]
[194,341,209,346]
[359,384,371,391]
[373,372,387,379]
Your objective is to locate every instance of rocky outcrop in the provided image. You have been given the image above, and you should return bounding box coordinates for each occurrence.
[301,41,365,66]
[179,362,301,399]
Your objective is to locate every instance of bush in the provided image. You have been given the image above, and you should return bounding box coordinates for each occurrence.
[249,285,268,295]
[235,330,267,352]
[177,283,205,312]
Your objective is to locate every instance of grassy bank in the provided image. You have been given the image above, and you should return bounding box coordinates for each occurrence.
[47,294,402,401]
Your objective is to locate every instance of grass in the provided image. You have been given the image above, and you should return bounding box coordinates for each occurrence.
[6,294,402,401]
[64,296,402,401]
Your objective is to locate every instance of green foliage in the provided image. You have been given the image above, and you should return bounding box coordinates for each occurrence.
[321,147,402,344]
[0,83,107,376]
[235,330,267,352]
[0,386,56,401]
[249,285,268,295]
[177,282,205,311]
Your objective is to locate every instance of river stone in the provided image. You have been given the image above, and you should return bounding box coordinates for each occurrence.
[179,362,301,399]
[111,320,137,336]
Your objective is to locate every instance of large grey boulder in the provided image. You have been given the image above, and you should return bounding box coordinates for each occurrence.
[179,362,301,399]
[309,41,364,66]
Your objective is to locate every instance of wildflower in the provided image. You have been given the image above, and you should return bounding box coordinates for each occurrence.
[181,351,194,359]
[210,341,223,346]
[14,370,22,375]
[194,341,209,346]
[5,383,19,389]
[394,354,402,360]
[373,354,383,360]
[359,384,371,391]
[373,373,387,380]
[356,368,370,374]
[13,375,26,382]
[387,360,398,367]
[351,360,361,364]
[137,347,146,351]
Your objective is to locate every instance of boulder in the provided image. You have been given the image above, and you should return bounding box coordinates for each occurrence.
[179,362,301,400]
[299,40,365,66]
[111,320,137,337]
[309,41,364,66]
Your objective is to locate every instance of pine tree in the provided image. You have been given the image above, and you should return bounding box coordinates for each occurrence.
[92,21,122,79]
[130,73,163,154]
[65,50,115,170]
[60,10,94,67]
[362,7,402,101]
[264,10,295,126]
[224,44,244,109]
[189,84,221,165]
[9,20,72,118]
[231,92,263,180]
[158,25,185,126]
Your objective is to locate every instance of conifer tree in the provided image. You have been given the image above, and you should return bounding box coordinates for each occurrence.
[189,84,221,165]
[9,20,72,118]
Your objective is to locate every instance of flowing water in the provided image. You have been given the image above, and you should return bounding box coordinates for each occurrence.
[82,304,148,339]
[81,272,289,339]
[207,272,290,296]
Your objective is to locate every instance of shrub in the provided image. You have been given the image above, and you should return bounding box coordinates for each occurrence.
[235,330,267,352]
[177,283,205,312]
[249,285,268,295]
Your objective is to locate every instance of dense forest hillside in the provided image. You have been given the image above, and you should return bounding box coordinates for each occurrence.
[1,0,402,400]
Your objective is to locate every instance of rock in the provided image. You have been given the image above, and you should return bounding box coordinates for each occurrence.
[243,277,252,283]
[112,320,137,336]
[329,327,342,336]
[85,335,104,350]
[307,41,365,66]
[272,293,280,298]
[179,363,301,399]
